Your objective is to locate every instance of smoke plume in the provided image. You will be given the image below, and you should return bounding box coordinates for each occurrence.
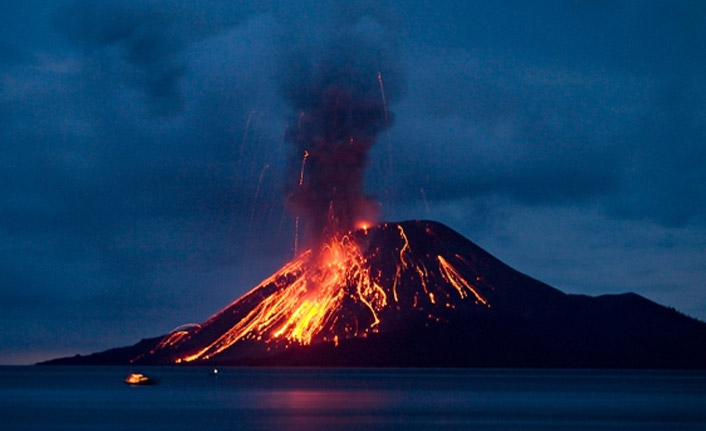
[281,18,402,246]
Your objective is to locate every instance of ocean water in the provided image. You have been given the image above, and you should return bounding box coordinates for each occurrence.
[1,366,704,430]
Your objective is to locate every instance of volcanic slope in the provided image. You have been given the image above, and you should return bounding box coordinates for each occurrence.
[44,220,706,368]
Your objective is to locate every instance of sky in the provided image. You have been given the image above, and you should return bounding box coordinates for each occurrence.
[1,0,705,365]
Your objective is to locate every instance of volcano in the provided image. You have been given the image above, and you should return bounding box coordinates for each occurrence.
[44,220,706,368]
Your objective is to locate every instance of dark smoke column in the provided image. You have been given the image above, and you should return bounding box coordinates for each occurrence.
[282,19,401,246]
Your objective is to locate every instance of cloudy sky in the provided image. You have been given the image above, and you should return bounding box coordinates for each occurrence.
[2,0,705,364]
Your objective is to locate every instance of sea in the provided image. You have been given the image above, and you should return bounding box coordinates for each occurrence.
[1,366,704,430]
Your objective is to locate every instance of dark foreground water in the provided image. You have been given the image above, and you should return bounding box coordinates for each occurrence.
[1,367,704,430]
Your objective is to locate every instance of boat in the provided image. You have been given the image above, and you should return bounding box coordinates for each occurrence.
[124,373,157,385]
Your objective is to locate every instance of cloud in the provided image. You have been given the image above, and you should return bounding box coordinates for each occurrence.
[2,0,706,363]
[373,1,706,227]
[52,1,187,116]
[609,76,706,226]
[0,42,25,65]
[1,4,293,360]
[384,53,631,209]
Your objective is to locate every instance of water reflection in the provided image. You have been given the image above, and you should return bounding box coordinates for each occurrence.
[266,388,386,411]
[1,367,705,431]
[251,389,391,431]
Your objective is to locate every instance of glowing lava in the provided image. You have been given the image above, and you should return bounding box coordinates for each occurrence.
[142,221,492,364]
[174,233,386,363]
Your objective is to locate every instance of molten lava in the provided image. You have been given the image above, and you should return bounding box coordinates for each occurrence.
[139,221,493,364]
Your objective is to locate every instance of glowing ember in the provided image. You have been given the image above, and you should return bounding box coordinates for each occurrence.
[355,220,373,234]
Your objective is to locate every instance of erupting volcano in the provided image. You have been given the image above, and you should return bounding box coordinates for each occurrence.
[41,25,706,369]
[46,219,706,368]
[136,220,494,364]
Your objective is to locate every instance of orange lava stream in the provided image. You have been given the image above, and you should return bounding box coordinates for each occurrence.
[437,255,489,306]
[178,235,386,363]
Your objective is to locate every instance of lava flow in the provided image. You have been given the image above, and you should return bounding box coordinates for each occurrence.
[137,220,494,364]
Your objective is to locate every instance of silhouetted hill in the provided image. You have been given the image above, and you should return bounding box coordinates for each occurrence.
[41,336,162,366]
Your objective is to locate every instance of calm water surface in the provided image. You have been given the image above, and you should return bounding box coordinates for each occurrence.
[1,366,704,430]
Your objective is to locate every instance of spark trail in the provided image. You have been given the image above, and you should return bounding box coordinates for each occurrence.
[420,187,430,213]
[238,110,256,165]
[294,150,309,256]
[378,71,394,204]
[249,164,270,229]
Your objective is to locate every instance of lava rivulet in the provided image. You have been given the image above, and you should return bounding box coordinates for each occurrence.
[142,221,493,364]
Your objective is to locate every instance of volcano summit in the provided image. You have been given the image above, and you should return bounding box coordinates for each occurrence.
[45,220,706,368]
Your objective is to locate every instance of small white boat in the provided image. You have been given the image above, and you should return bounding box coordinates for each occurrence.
[124,373,157,385]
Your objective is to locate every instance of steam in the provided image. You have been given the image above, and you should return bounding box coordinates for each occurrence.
[281,18,402,245]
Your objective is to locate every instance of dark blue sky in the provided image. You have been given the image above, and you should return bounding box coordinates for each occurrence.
[2,0,705,364]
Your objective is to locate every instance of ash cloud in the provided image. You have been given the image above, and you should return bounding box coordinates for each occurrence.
[53,1,186,116]
[280,17,403,244]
